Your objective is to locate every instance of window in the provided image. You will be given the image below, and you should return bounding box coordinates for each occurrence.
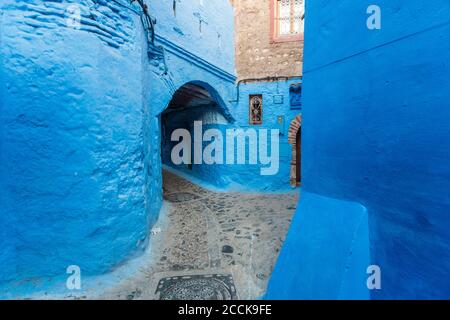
[289,83,302,109]
[271,0,305,42]
[249,95,263,125]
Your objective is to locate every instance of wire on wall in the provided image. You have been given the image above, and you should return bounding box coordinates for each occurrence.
[131,0,156,45]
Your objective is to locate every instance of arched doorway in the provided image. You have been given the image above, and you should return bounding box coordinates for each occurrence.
[288,115,302,187]
[160,82,231,186]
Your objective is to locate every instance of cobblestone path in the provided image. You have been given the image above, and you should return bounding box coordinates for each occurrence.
[98,170,299,300]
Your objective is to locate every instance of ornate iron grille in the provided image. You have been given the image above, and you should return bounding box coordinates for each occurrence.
[249,94,263,125]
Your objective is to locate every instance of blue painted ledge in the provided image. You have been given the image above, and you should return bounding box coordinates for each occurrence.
[265,192,370,300]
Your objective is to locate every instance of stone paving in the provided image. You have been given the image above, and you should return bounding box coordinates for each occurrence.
[97,170,299,300]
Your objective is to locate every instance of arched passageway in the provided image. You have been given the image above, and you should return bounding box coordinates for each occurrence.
[160,82,231,186]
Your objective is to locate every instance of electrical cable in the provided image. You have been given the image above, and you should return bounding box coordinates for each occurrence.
[108,0,141,15]
[106,0,157,46]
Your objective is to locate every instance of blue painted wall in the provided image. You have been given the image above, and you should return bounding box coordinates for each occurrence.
[267,0,450,299]
[228,79,302,191]
[1,0,148,295]
[267,193,370,300]
[0,0,236,296]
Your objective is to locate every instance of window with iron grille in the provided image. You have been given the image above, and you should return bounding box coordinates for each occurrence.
[249,95,263,125]
[272,0,304,41]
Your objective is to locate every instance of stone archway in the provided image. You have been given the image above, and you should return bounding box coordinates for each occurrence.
[160,82,231,186]
[288,115,302,187]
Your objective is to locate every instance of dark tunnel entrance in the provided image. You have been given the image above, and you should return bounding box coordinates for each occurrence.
[160,82,231,188]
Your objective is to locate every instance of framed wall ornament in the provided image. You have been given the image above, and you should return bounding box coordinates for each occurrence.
[249,94,263,125]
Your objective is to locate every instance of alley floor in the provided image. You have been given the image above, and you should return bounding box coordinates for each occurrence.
[69,171,298,300]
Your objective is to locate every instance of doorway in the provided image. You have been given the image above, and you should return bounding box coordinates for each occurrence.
[288,114,302,187]
[296,128,301,185]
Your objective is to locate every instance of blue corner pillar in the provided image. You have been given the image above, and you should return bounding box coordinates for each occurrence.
[266,192,370,300]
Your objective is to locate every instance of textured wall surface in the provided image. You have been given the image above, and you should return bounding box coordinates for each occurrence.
[1,0,148,293]
[0,0,236,296]
[232,0,303,80]
[268,0,450,299]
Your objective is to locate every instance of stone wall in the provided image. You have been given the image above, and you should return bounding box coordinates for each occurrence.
[232,0,303,80]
